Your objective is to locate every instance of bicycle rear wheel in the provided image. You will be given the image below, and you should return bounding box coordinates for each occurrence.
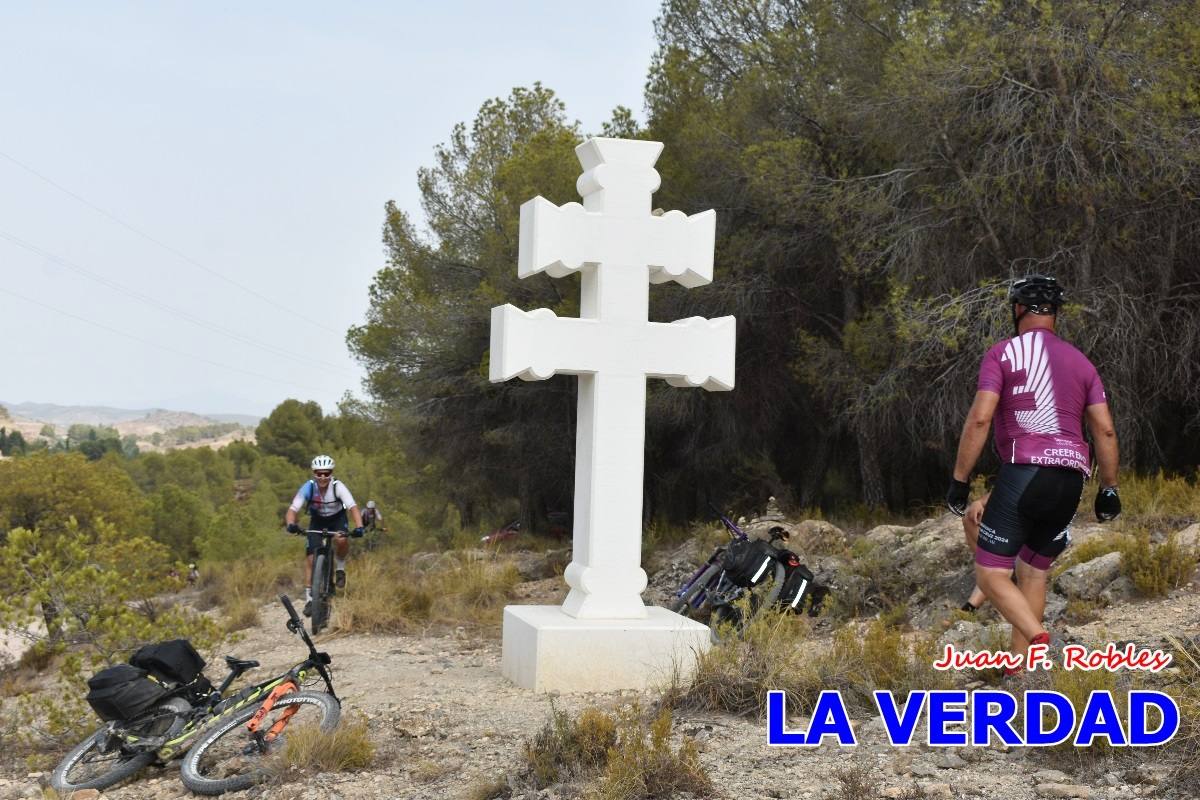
[669,563,722,616]
[51,704,184,791]
[179,690,341,796]
[310,552,331,634]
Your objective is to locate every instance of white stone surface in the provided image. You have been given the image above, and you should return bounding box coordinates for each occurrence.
[501,605,712,692]
[489,137,735,623]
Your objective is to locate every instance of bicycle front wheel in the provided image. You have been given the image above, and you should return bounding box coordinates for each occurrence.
[669,563,722,615]
[179,691,341,796]
[310,552,331,634]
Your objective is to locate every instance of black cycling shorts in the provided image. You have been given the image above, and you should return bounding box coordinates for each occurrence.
[306,511,349,554]
[976,464,1083,570]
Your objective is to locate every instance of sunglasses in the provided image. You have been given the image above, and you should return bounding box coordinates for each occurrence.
[313,471,333,478]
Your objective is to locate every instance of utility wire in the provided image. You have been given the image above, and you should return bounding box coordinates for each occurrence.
[0,286,330,395]
[0,148,342,334]
[0,228,355,375]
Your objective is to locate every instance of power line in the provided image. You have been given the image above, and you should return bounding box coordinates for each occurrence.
[0,148,343,334]
[0,228,356,376]
[0,286,331,396]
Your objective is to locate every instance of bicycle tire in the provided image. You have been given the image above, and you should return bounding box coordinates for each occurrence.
[51,703,186,792]
[669,562,723,615]
[179,691,341,796]
[710,562,786,644]
[310,552,331,634]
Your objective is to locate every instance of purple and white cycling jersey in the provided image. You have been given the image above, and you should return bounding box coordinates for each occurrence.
[977,330,1106,476]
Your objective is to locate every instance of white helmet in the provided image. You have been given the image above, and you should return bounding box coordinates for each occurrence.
[367,500,376,509]
[311,454,335,471]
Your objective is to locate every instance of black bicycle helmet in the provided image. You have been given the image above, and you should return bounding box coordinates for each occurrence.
[1008,275,1065,309]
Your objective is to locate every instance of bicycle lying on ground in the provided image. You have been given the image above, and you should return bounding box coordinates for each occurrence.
[52,595,340,796]
[292,527,363,634]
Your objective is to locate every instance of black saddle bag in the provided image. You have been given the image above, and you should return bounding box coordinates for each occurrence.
[777,563,816,612]
[130,639,206,685]
[86,664,168,722]
[722,539,779,588]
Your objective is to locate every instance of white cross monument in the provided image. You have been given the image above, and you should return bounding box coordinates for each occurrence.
[490,137,736,692]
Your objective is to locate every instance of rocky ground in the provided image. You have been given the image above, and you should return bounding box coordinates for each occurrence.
[3,513,1197,800]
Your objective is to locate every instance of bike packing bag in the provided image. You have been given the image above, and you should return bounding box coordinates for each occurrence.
[130,639,206,685]
[777,563,816,613]
[86,664,168,722]
[721,538,779,588]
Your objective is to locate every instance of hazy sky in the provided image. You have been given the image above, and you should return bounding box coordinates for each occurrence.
[0,2,660,417]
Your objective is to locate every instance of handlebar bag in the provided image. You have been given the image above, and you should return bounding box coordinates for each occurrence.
[777,563,816,612]
[86,664,168,721]
[721,539,778,588]
[130,639,206,685]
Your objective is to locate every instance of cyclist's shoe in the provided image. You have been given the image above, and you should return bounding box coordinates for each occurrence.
[335,569,346,589]
[303,600,312,617]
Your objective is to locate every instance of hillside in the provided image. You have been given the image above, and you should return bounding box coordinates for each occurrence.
[0,401,259,452]
[2,512,1196,799]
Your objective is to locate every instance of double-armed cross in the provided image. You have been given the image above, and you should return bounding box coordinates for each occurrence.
[490,138,735,619]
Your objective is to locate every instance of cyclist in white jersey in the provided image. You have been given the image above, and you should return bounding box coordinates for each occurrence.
[285,455,364,616]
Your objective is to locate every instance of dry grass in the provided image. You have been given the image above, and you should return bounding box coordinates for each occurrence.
[267,713,374,778]
[1104,471,1200,528]
[831,763,931,800]
[198,558,297,614]
[329,549,521,635]
[410,758,450,782]
[523,705,618,786]
[1162,634,1200,796]
[1119,531,1197,597]
[220,594,262,633]
[464,776,511,800]
[586,707,711,800]
[675,614,952,719]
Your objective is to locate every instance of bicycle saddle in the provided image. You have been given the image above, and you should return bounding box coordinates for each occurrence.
[224,656,260,670]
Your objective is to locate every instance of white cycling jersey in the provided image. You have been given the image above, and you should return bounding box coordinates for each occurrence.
[289,479,357,517]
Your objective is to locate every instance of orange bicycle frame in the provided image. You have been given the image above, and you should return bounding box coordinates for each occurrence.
[246,680,299,742]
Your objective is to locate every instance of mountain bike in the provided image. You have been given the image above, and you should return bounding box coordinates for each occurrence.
[669,507,787,639]
[51,596,340,795]
[294,527,362,634]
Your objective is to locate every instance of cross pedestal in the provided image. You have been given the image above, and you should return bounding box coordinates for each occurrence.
[490,138,735,692]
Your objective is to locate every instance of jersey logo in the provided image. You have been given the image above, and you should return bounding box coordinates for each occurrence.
[1001,331,1061,435]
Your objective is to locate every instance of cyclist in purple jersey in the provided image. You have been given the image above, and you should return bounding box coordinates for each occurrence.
[946,275,1121,672]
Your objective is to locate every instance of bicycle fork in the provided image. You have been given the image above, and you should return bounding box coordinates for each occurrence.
[242,681,299,753]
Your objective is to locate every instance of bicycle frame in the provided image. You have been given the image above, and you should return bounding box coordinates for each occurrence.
[671,504,749,609]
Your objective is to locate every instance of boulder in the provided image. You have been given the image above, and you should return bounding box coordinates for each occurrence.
[864,524,911,546]
[1054,551,1122,600]
[1099,575,1136,605]
[1176,522,1200,551]
[793,520,848,554]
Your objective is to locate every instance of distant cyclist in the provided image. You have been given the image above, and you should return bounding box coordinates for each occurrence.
[284,455,364,616]
[361,500,384,532]
[947,275,1120,671]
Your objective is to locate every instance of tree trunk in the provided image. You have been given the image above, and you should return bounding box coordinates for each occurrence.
[856,427,887,507]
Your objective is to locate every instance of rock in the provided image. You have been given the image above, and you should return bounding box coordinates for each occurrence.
[1054,551,1122,600]
[760,496,785,521]
[794,520,848,554]
[1125,764,1172,785]
[68,791,102,800]
[1043,591,1069,623]
[864,524,910,546]
[1034,770,1071,783]
[917,782,952,799]
[934,752,967,769]
[510,549,569,581]
[1102,773,1121,786]
[1036,784,1090,798]
[1099,575,1136,605]
[1176,522,1200,550]
[910,762,939,778]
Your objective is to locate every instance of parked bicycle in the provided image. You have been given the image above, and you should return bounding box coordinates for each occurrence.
[670,508,821,640]
[292,527,362,634]
[52,596,340,796]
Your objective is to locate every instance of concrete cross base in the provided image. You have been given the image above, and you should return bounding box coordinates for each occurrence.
[501,605,712,692]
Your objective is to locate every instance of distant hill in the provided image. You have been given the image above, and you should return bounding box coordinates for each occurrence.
[1,401,261,430]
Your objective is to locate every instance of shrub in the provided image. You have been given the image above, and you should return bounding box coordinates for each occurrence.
[1119,532,1197,597]
[1105,471,1200,527]
[524,705,618,786]
[1053,532,1124,576]
[268,713,374,778]
[1162,634,1200,796]
[587,707,711,800]
[221,594,262,633]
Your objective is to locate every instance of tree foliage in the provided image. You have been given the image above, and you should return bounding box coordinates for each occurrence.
[351,1,1200,516]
